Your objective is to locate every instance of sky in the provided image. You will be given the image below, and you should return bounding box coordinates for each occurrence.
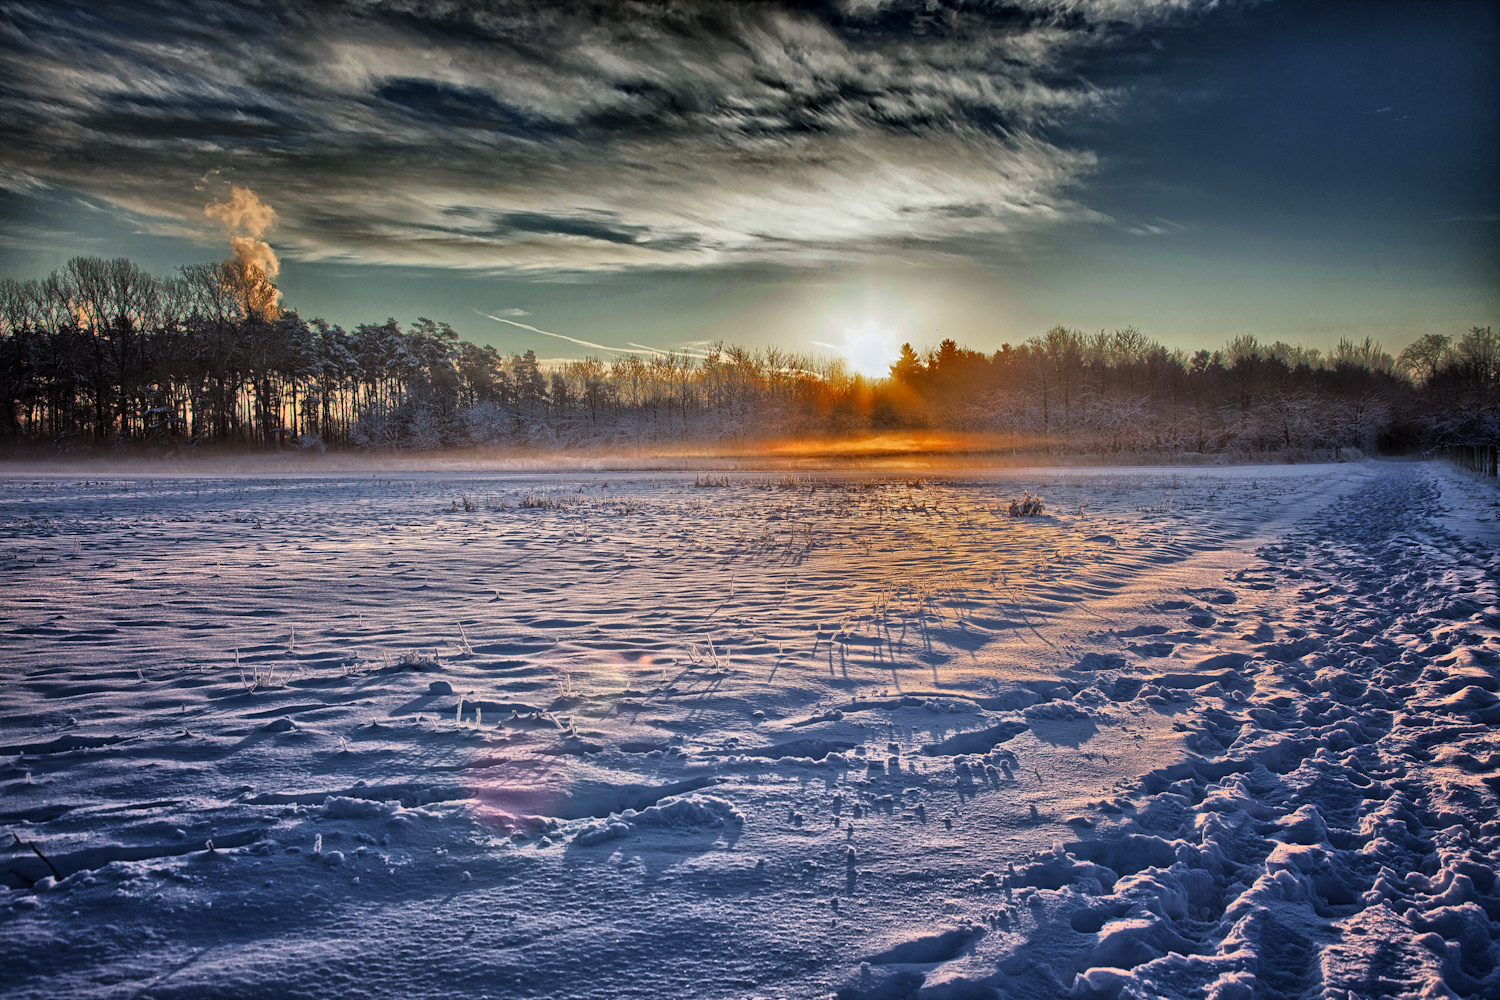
[1,0,1496,375]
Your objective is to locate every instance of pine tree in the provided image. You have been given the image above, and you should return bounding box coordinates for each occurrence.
[891,342,923,384]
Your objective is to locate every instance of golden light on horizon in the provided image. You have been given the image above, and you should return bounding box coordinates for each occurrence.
[815,320,901,379]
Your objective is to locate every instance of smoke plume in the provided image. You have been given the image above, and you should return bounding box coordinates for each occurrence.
[205,185,279,278]
[228,235,278,278]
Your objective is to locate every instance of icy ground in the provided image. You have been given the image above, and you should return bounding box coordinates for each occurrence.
[0,462,1496,1000]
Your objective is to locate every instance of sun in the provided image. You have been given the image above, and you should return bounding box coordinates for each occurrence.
[833,322,900,379]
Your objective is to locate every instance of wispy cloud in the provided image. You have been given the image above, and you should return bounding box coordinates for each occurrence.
[0,0,1232,273]
[1125,217,1187,237]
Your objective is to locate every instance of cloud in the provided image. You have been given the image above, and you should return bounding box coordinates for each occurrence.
[0,0,1232,273]
[1125,217,1186,237]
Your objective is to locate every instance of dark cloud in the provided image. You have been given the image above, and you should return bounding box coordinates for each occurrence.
[0,0,1227,270]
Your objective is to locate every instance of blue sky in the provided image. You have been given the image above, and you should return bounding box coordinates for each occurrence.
[1,0,1495,371]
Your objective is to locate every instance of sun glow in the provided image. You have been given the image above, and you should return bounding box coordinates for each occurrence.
[817,321,900,379]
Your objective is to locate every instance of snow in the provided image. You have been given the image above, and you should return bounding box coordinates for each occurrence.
[0,461,1495,999]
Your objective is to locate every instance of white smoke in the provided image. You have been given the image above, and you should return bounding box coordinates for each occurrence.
[205,185,279,277]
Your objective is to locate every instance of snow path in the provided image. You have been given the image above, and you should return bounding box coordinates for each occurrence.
[936,463,1500,1000]
[0,463,1494,999]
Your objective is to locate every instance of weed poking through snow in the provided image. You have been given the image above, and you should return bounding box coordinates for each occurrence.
[1007,492,1045,517]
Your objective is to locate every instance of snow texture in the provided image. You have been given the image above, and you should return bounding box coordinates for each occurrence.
[0,462,1495,999]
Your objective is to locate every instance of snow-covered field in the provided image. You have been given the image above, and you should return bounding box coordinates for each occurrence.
[1,461,1496,1000]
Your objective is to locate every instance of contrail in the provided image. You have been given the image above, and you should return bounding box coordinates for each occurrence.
[474,310,658,355]
[630,341,712,360]
[476,311,710,359]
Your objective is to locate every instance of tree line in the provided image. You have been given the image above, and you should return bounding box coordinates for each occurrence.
[0,256,1495,457]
